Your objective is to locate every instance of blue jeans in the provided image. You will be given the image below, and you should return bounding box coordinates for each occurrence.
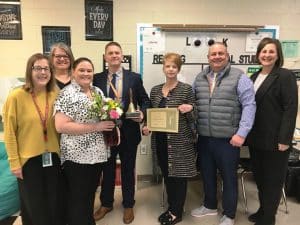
[198,136,240,219]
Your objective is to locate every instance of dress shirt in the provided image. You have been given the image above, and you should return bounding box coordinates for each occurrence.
[236,73,256,138]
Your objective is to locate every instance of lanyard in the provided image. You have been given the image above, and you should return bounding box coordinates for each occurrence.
[31,92,49,142]
[108,75,122,102]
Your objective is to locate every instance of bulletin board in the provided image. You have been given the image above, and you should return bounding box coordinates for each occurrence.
[137,24,279,94]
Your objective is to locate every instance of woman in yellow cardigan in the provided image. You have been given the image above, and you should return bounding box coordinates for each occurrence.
[3,53,64,225]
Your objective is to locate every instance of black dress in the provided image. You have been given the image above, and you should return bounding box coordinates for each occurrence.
[56,79,71,89]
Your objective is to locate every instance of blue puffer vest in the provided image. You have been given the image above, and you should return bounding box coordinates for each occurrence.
[194,64,243,138]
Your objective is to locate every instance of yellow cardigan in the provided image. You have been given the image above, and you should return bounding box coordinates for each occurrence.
[3,87,60,170]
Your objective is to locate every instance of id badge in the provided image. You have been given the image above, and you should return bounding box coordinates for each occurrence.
[42,152,53,167]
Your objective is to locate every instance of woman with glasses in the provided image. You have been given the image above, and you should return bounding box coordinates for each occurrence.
[3,53,64,225]
[50,42,75,89]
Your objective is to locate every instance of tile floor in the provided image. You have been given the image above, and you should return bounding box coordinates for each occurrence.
[10,176,300,225]
[93,178,300,225]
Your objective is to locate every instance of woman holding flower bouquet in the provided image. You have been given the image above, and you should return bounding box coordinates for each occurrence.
[54,57,115,225]
[143,53,197,225]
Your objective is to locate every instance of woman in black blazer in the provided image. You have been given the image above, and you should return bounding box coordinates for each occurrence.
[246,38,298,225]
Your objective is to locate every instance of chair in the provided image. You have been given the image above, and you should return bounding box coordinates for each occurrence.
[239,158,288,214]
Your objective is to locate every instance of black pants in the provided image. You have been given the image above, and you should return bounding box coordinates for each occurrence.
[249,147,290,224]
[156,133,187,218]
[18,153,64,225]
[100,138,138,208]
[63,160,103,225]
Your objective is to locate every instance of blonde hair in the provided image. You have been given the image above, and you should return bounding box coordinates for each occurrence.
[163,53,183,71]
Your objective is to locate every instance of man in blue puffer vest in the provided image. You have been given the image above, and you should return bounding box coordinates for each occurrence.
[192,41,256,225]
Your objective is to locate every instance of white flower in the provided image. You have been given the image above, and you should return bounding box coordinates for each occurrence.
[103,105,109,111]
[116,107,123,115]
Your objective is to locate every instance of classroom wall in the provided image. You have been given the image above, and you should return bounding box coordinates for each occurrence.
[1,0,300,76]
[1,0,300,175]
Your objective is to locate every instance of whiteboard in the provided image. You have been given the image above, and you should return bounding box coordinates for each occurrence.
[137,24,278,94]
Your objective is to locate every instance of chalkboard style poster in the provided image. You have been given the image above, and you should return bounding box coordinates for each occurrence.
[0,0,22,40]
[42,26,71,54]
[85,0,113,41]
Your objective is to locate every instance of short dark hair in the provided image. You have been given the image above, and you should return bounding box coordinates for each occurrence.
[105,41,122,53]
[256,37,284,68]
[163,53,183,71]
[23,53,56,92]
[72,57,94,71]
[207,42,229,59]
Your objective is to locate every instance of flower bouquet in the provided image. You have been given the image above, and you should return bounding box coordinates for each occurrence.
[90,91,123,147]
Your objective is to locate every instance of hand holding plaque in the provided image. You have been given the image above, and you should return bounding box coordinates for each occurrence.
[125,88,141,119]
[147,108,179,133]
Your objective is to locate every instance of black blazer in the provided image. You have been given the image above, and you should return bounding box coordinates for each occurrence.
[93,69,150,145]
[246,67,298,151]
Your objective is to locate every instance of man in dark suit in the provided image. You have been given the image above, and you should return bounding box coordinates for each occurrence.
[93,41,150,224]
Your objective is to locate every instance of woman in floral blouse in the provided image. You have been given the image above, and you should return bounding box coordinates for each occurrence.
[54,57,115,225]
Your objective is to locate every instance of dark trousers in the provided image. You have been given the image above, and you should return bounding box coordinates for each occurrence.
[63,160,103,225]
[18,153,64,225]
[249,147,289,224]
[100,138,138,208]
[198,136,240,219]
[156,133,187,218]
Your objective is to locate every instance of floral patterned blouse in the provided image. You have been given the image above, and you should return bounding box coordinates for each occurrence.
[54,81,109,164]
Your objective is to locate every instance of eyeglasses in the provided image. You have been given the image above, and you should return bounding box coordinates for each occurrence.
[32,66,50,73]
[54,54,70,60]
